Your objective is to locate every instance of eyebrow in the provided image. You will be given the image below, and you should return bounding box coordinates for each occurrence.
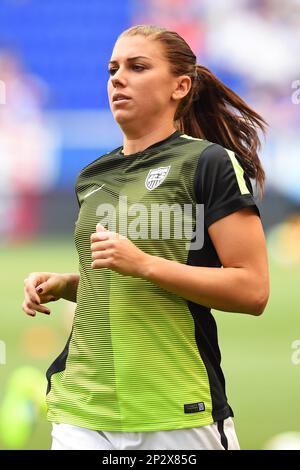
[108,56,152,65]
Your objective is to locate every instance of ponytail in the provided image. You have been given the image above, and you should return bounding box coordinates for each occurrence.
[175,65,267,198]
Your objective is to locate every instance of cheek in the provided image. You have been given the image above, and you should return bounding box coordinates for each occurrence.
[138,81,170,110]
[107,80,113,101]
[108,85,118,114]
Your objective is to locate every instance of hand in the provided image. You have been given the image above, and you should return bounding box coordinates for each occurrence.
[90,224,151,277]
[22,272,69,317]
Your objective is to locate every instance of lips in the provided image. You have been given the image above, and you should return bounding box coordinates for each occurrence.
[112,93,131,102]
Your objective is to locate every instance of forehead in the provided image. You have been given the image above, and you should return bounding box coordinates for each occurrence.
[110,35,165,62]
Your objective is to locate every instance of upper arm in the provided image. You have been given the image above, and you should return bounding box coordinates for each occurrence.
[208,207,269,275]
[208,207,270,312]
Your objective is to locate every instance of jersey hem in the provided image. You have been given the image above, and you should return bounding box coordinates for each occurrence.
[47,407,232,432]
[205,195,260,228]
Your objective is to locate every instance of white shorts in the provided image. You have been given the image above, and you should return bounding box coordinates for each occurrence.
[51,417,240,450]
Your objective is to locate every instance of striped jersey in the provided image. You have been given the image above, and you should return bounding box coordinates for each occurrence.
[46,130,260,431]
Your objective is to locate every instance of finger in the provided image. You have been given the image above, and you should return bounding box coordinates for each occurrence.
[35,278,56,296]
[91,258,113,269]
[29,302,51,315]
[30,288,57,304]
[22,301,36,317]
[37,274,64,300]
[91,240,113,252]
[24,279,41,305]
[25,286,40,305]
[96,231,125,241]
[25,299,50,315]
[91,249,113,261]
[27,292,41,305]
[96,223,107,232]
[90,231,110,243]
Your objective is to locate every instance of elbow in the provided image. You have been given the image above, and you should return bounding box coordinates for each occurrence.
[250,285,270,316]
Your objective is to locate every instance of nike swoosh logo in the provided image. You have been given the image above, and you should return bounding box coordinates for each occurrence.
[84,183,105,199]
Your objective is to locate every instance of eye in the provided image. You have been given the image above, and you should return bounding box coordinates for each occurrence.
[108,64,146,76]
[132,64,145,72]
[108,68,118,76]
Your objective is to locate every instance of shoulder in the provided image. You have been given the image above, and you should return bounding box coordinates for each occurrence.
[191,141,260,227]
[174,134,254,197]
[194,142,254,196]
[178,135,237,170]
[76,146,122,179]
[196,141,240,168]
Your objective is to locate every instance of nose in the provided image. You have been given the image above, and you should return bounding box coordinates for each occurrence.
[111,69,127,88]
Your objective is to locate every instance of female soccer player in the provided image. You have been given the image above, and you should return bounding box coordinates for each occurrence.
[22,25,269,450]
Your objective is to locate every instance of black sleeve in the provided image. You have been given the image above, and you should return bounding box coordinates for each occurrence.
[194,143,260,228]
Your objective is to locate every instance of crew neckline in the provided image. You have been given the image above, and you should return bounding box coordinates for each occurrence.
[117,130,182,157]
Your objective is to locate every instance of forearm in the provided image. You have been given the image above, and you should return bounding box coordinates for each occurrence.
[61,273,80,303]
[141,255,265,315]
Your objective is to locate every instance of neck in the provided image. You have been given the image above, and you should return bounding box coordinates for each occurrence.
[121,123,177,155]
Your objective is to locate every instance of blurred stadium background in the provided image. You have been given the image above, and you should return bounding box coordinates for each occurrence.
[0,0,299,450]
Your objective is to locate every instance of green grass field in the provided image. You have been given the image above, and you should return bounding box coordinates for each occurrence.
[0,237,299,449]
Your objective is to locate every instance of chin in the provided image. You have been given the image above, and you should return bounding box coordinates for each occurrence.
[113,112,135,126]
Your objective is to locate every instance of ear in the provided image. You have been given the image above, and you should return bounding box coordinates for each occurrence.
[171,75,192,101]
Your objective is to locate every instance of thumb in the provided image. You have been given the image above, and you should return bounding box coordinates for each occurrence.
[36,278,56,295]
[96,223,107,233]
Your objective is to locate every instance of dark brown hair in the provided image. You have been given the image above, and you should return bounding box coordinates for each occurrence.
[119,25,267,198]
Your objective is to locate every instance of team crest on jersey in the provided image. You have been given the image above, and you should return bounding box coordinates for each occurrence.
[145,165,171,191]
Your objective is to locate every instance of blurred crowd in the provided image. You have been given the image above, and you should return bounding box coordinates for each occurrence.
[0,50,59,243]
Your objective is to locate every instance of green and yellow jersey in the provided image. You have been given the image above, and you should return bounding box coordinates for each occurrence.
[46,130,259,431]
